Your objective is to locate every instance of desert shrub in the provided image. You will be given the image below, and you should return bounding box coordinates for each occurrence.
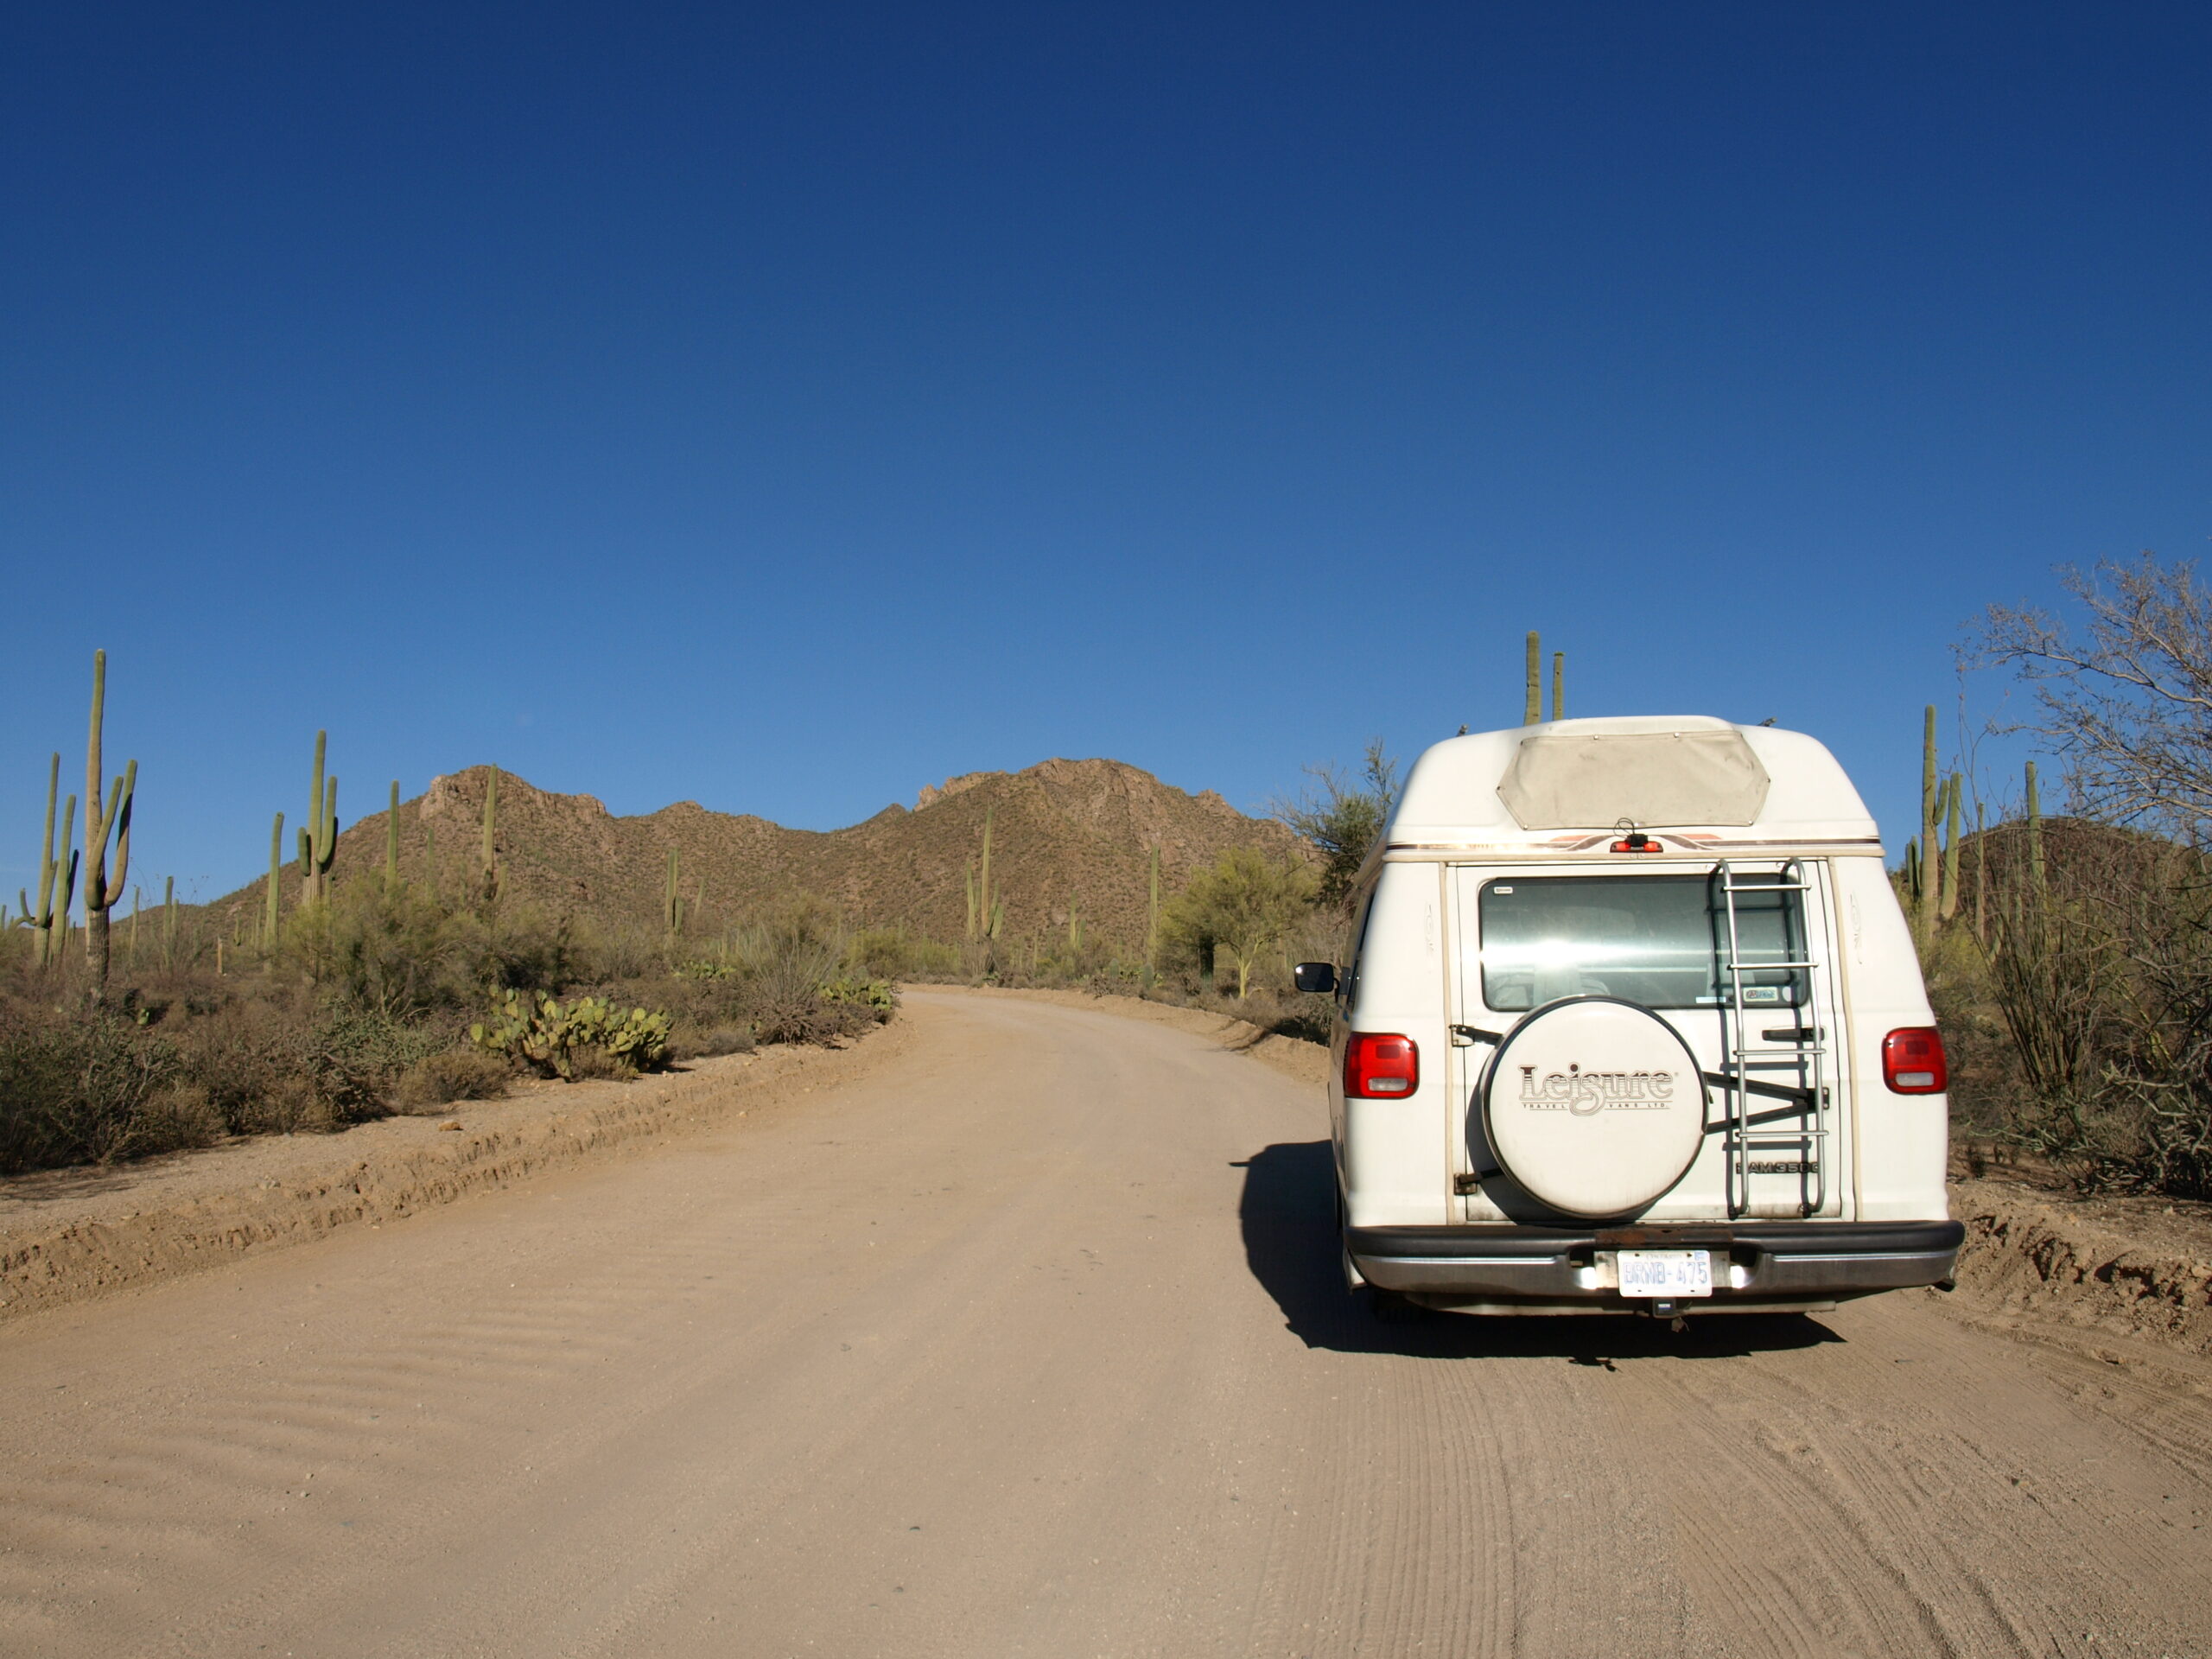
[0,1008,185,1172]
[848,926,958,980]
[392,1047,512,1112]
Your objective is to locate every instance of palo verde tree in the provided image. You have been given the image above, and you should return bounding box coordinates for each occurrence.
[1160,847,1319,999]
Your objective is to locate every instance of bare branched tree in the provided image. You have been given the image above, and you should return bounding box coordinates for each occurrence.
[1972,554,2212,837]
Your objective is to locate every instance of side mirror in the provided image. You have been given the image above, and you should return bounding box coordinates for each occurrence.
[1293,961,1338,995]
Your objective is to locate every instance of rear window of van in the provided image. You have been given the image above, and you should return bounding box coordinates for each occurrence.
[1478,874,1807,1012]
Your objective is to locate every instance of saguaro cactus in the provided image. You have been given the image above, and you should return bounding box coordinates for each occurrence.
[664,849,683,938]
[297,732,337,905]
[1524,632,1541,724]
[19,754,78,970]
[1550,652,1565,722]
[81,651,139,995]
[480,766,501,905]
[266,813,285,946]
[1146,848,1161,970]
[1916,706,1939,940]
[162,875,176,968]
[1940,774,1963,922]
[385,781,401,890]
[978,807,1001,939]
[2024,760,2045,893]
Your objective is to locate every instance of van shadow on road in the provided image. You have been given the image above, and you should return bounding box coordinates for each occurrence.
[1236,1141,1840,1363]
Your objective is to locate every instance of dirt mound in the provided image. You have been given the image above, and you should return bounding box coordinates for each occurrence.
[1948,1168,2212,1352]
[213,758,1302,946]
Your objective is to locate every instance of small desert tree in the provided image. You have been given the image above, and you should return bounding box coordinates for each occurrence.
[1161,849,1319,999]
[1273,739,1401,908]
[1974,554,2212,838]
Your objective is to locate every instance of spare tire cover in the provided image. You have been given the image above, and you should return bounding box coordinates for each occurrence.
[1478,996,1708,1220]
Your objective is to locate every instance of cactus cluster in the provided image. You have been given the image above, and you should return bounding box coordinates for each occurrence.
[1521,632,1567,724]
[469,990,671,1079]
[1904,706,2052,945]
[1907,706,1970,941]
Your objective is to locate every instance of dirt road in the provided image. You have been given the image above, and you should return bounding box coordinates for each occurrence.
[4,991,2209,1657]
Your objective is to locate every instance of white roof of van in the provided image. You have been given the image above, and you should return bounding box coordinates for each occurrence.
[1387,716,1879,852]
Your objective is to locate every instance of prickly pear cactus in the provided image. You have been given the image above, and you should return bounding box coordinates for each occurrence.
[469,989,671,1078]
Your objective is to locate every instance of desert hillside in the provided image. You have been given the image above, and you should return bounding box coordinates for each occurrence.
[216,758,1304,945]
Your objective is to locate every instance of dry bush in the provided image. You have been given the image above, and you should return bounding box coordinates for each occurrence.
[392,1049,512,1113]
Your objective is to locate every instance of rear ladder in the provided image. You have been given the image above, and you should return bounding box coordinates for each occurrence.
[1714,859,1830,1217]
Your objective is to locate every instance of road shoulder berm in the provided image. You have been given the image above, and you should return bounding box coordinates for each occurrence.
[0,1019,913,1325]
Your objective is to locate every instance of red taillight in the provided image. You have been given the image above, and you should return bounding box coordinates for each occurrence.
[1882,1027,1948,1094]
[1345,1033,1420,1098]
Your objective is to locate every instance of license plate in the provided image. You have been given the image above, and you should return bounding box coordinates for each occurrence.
[1616,1249,1713,1298]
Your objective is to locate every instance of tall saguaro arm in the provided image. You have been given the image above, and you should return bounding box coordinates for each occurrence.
[81,650,138,995]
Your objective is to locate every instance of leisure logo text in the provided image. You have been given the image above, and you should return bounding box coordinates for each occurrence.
[1516,1063,1676,1116]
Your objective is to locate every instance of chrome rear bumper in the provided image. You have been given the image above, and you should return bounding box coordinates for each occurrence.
[1346,1219,1964,1315]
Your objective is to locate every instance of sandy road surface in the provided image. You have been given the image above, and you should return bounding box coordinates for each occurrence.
[4,991,2210,1658]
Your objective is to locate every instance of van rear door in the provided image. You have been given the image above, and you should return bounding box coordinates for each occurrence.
[1451,861,1850,1221]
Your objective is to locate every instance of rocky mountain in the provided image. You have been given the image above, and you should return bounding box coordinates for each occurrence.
[226,758,1303,947]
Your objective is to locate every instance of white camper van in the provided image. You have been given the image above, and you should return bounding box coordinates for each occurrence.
[1296,716,1961,1321]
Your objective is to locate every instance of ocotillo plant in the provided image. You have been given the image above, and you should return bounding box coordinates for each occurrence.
[1974,800,1987,944]
[265,813,284,946]
[1550,652,1565,722]
[297,732,337,905]
[19,753,78,970]
[480,766,501,906]
[1523,632,1541,724]
[81,650,139,995]
[385,781,401,889]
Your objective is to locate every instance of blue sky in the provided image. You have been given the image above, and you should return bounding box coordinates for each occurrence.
[4,3,2207,903]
